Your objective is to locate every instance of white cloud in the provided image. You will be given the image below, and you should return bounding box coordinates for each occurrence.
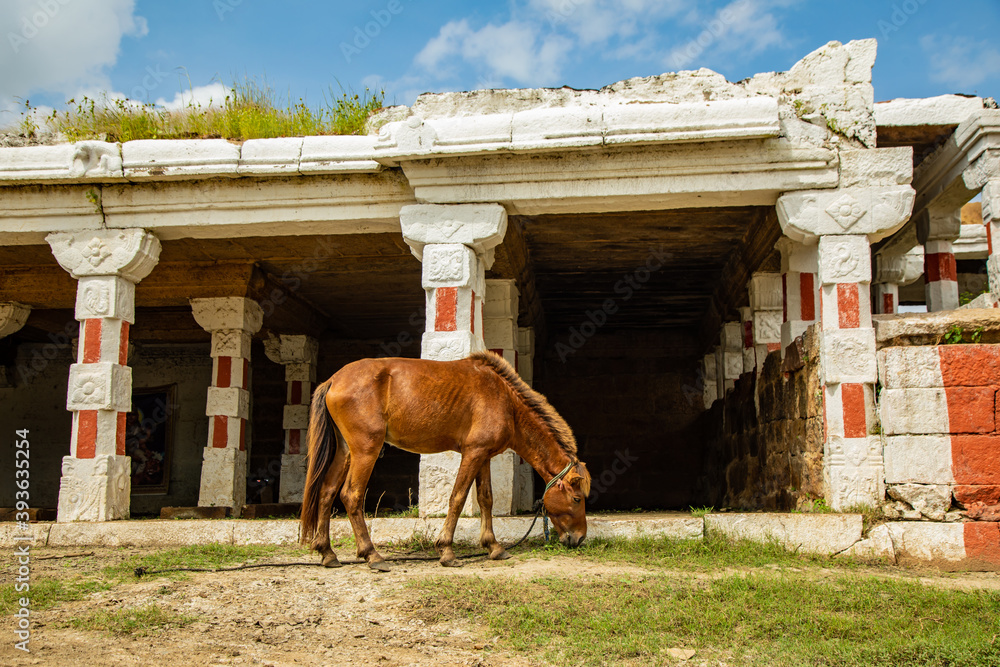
[921,34,1000,92]
[665,0,790,72]
[530,0,687,46]
[0,0,146,115]
[416,18,572,87]
[155,82,229,111]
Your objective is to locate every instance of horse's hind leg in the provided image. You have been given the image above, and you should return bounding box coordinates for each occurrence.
[339,434,389,572]
[312,437,349,567]
[475,460,509,561]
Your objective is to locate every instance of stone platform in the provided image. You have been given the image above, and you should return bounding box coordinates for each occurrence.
[3,512,996,571]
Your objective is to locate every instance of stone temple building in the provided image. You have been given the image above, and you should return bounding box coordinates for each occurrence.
[1,39,998,568]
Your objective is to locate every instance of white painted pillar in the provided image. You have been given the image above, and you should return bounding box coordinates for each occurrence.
[747,273,782,370]
[917,207,961,311]
[873,248,923,314]
[263,334,318,504]
[47,229,161,522]
[191,297,264,515]
[400,204,507,517]
[982,178,1000,307]
[777,167,914,510]
[482,278,531,515]
[775,237,819,352]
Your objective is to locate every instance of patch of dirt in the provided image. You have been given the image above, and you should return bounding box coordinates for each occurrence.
[1,547,998,666]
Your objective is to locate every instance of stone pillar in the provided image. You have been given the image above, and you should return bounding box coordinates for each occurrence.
[917,207,961,311]
[778,177,914,510]
[400,204,507,517]
[515,326,536,512]
[702,351,718,408]
[775,238,819,351]
[191,297,264,515]
[873,248,923,314]
[983,178,1000,305]
[715,322,742,397]
[738,307,755,374]
[263,334,319,504]
[481,278,529,516]
[46,229,161,522]
[0,303,30,387]
[516,327,534,386]
[747,273,782,370]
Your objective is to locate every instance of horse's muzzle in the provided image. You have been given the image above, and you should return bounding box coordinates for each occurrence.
[561,533,585,548]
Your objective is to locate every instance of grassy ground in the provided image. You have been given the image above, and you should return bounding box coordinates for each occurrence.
[17,78,385,142]
[416,535,1000,666]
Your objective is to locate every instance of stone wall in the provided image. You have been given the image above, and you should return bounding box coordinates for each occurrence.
[698,327,825,510]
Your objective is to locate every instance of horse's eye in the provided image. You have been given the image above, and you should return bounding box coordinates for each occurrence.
[573,496,581,503]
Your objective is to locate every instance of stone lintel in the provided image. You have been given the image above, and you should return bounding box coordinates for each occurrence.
[263,334,318,367]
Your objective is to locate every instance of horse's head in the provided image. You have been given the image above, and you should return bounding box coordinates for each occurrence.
[543,461,591,547]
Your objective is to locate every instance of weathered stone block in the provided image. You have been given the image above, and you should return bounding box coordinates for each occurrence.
[877,346,943,389]
[66,362,132,412]
[818,234,872,285]
[705,513,862,554]
[886,522,966,566]
[198,447,247,511]
[888,483,952,521]
[884,435,954,484]
[880,388,949,435]
[57,455,131,522]
[205,387,251,419]
[822,329,877,384]
[75,275,135,322]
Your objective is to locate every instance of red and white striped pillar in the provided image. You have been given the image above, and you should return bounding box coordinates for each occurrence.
[191,297,264,515]
[400,204,508,517]
[775,238,819,352]
[47,229,161,522]
[263,334,318,504]
[777,172,916,510]
[715,321,743,398]
[918,208,962,312]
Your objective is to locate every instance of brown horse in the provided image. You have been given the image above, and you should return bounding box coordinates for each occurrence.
[300,351,591,570]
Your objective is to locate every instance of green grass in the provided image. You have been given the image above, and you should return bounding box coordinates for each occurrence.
[416,571,1000,666]
[0,577,112,615]
[689,506,714,518]
[104,543,312,580]
[17,77,385,142]
[517,534,851,571]
[67,605,195,636]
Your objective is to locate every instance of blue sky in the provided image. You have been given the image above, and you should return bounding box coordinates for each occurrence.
[2,0,999,124]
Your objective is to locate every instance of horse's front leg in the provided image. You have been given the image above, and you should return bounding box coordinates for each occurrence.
[475,460,509,561]
[436,453,487,567]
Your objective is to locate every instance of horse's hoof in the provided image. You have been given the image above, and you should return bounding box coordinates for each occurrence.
[368,560,391,573]
[321,554,342,568]
[490,549,511,561]
[440,558,463,568]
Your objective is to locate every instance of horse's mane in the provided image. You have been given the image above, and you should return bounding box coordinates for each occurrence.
[470,351,578,458]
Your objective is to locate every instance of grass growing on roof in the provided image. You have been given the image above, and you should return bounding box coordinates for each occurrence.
[18,77,384,142]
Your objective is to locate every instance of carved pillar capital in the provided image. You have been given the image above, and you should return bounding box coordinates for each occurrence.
[776,186,915,244]
[0,302,30,338]
[47,229,161,282]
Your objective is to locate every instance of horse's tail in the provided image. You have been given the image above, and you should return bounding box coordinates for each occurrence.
[300,377,335,545]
